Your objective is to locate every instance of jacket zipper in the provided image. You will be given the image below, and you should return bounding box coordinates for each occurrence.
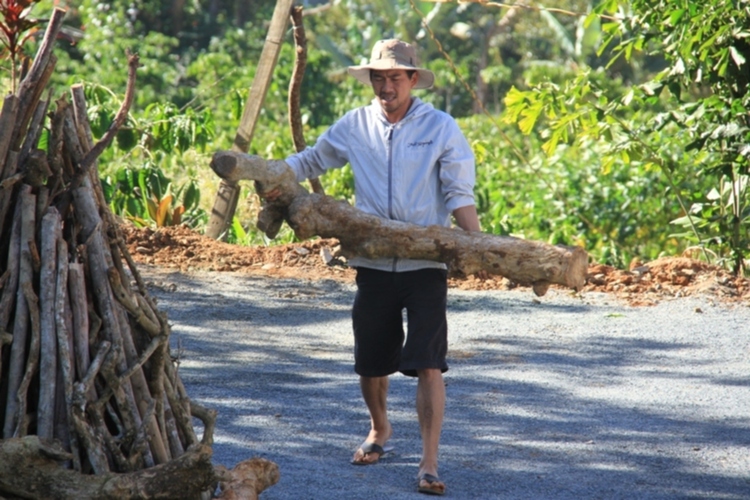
[387,126,397,272]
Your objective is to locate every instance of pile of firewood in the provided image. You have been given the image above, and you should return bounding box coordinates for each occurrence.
[0,8,240,499]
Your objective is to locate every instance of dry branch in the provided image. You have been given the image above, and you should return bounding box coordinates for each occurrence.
[288,6,323,196]
[13,4,64,151]
[211,152,589,293]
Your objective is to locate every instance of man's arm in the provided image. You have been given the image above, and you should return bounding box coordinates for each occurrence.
[453,205,488,279]
[452,205,481,232]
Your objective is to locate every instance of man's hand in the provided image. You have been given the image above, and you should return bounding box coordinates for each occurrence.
[255,181,282,202]
[452,205,489,280]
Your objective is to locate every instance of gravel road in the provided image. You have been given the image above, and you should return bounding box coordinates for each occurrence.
[142,267,750,500]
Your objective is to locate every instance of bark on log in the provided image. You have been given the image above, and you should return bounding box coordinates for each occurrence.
[0,436,216,500]
[210,152,589,293]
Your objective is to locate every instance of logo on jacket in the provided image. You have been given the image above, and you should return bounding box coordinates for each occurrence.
[408,140,433,148]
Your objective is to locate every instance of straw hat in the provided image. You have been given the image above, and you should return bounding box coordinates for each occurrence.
[347,39,435,89]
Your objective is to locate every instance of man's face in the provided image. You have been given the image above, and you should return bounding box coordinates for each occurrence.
[371,69,418,119]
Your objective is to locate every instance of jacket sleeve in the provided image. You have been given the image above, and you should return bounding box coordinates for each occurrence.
[438,119,476,212]
[284,115,352,182]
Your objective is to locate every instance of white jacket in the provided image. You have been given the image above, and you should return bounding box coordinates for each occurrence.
[285,97,476,272]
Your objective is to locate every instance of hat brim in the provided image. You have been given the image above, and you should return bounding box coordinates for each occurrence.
[347,61,435,89]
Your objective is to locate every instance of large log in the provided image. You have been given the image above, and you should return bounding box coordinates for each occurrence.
[210,151,589,295]
[0,436,216,500]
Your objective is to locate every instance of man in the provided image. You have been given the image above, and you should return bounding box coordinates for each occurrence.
[269,39,481,496]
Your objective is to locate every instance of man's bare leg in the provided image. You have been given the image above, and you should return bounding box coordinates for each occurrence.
[351,375,393,464]
[416,368,446,494]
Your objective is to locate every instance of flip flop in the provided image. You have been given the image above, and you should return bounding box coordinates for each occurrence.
[350,441,394,465]
[417,473,445,496]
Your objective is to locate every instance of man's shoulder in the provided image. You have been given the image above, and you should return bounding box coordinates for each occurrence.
[412,99,456,123]
[338,101,380,123]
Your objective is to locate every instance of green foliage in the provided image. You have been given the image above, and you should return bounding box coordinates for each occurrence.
[502,0,750,273]
[606,0,750,273]
[463,114,686,268]
[79,83,210,229]
[102,163,205,228]
[20,0,748,273]
[0,0,42,91]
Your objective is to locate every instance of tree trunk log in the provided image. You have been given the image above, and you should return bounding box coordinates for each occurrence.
[0,436,216,500]
[210,151,589,294]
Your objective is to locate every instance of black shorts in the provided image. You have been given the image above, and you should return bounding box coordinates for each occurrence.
[352,267,448,377]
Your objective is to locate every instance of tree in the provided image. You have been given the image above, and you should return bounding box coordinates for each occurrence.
[503,0,750,274]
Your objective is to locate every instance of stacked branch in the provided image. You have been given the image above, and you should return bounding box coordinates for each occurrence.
[0,8,267,499]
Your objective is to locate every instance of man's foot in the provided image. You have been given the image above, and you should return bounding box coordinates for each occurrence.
[350,441,393,465]
[351,424,393,465]
[417,473,445,496]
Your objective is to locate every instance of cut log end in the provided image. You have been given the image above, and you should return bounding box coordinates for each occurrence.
[215,457,280,500]
[210,154,240,183]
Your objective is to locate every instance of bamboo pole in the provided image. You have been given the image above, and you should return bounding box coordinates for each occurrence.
[3,187,36,438]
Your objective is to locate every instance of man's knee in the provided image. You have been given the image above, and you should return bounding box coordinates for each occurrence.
[416,368,442,381]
